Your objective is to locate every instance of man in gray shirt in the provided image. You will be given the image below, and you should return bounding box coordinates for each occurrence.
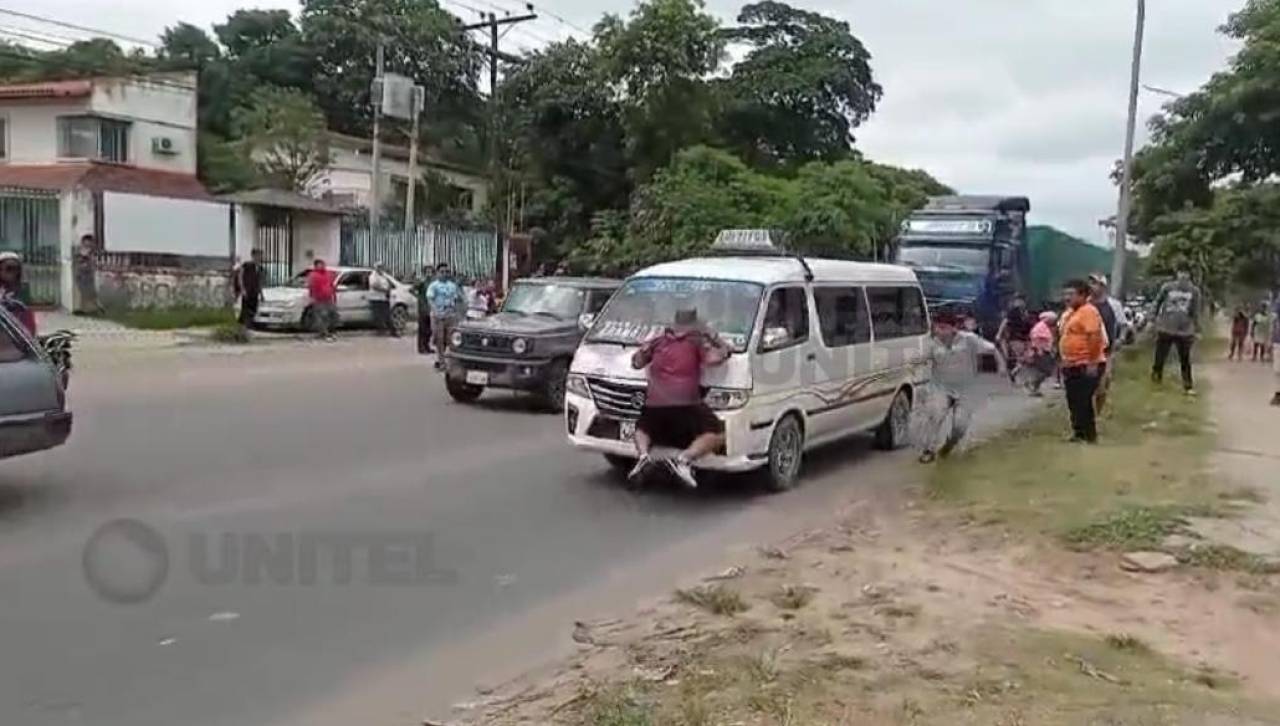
[914,311,1005,463]
[1151,269,1201,395]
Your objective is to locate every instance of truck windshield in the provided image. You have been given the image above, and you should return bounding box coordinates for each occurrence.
[897,246,990,274]
[502,283,586,319]
[586,277,762,351]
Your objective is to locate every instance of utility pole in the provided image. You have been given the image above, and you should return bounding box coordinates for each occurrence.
[1111,0,1145,298]
[404,85,424,236]
[369,41,386,234]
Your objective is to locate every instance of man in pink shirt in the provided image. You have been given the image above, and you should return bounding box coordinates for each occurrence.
[307,259,339,341]
[628,309,730,487]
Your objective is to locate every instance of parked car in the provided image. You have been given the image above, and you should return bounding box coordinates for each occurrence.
[566,230,928,492]
[254,266,416,334]
[1,306,72,460]
[442,277,622,409]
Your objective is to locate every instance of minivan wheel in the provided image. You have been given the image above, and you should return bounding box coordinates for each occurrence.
[761,415,804,492]
[445,376,484,403]
[875,389,912,450]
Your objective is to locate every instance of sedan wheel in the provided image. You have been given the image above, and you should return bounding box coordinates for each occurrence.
[390,305,410,336]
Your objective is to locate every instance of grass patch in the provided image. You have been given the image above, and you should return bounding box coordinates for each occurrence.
[769,584,816,610]
[580,684,653,726]
[1179,543,1275,574]
[99,306,236,330]
[674,584,749,616]
[208,322,250,344]
[929,342,1220,545]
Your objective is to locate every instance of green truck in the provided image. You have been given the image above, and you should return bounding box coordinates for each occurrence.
[1024,225,1114,309]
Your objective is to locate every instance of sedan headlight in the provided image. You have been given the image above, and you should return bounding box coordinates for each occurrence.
[449,330,464,349]
[704,388,750,411]
[566,373,590,398]
[511,337,529,355]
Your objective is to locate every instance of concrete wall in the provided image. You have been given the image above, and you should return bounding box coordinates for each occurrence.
[317,145,489,214]
[293,213,341,271]
[94,266,233,310]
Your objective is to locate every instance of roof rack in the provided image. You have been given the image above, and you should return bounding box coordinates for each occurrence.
[706,229,814,282]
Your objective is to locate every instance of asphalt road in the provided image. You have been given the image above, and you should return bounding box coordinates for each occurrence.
[0,340,1039,726]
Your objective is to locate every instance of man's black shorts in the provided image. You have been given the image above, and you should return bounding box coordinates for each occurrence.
[636,404,724,449]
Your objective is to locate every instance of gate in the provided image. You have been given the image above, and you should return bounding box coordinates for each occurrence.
[254,208,294,286]
[0,188,61,306]
[340,219,498,282]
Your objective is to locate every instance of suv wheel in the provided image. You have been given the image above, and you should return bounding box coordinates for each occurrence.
[445,376,484,403]
[541,360,569,412]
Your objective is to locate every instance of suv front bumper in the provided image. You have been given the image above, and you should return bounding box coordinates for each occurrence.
[0,410,72,460]
[444,352,556,391]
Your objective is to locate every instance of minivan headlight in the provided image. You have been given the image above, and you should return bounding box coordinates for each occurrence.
[566,373,590,398]
[704,388,750,411]
[449,330,464,348]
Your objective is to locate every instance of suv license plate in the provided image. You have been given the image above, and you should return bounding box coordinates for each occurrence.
[465,370,489,386]
[619,420,636,440]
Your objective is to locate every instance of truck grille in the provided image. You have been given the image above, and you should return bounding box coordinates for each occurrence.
[586,377,646,419]
[458,332,514,354]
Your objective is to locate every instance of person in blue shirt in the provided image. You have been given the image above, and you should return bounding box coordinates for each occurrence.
[426,263,464,369]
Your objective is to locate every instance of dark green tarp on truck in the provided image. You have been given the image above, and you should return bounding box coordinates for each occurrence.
[1025,225,1113,307]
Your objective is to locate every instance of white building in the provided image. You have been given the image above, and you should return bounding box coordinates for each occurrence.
[0,73,237,310]
[315,132,489,217]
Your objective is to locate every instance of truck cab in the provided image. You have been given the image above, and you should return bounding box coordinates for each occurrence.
[894,195,1030,338]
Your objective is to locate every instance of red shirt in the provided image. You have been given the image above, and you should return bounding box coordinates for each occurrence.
[637,330,726,407]
[307,268,337,304]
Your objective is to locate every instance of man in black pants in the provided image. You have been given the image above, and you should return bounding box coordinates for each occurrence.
[1058,279,1107,443]
[237,249,264,333]
[1151,269,1201,396]
[412,264,433,354]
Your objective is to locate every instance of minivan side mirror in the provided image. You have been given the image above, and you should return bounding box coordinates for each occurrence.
[761,326,791,350]
[578,313,597,331]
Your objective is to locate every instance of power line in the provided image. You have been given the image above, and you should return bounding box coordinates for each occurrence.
[0,7,158,48]
[468,0,575,42]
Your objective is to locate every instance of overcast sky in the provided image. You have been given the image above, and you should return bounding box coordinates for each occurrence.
[2,0,1245,243]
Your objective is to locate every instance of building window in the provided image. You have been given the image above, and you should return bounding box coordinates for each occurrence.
[57,116,130,163]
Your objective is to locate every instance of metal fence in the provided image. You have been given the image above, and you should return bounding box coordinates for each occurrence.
[341,220,499,283]
[0,188,61,306]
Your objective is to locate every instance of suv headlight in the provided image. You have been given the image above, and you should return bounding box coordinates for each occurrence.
[566,374,590,398]
[512,337,529,355]
[449,330,464,348]
[704,388,750,411]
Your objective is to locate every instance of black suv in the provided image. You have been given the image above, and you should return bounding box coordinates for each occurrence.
[443,277,620,409]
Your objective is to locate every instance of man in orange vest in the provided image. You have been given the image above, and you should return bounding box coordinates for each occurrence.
[1058,279,1107,443]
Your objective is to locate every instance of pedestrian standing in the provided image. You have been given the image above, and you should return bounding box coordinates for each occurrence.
[1088,274,1125,414]
[1253,303,1274,363]
[913,311,1005,463]
[0,251,36,335]
[237,249,264,334]
[628,309,731,487]
[411,265,433,355]
[1025,310,1058,397]
[369,262,398,337]
[1151,269,1201,395]
[1059,279,1106,443]
[1271,298,1280,406]
[307,259,338,341]
[74,234,102,315]
[426,263,464,369]
[996,295,1033,382]
[1231,307,1251,361]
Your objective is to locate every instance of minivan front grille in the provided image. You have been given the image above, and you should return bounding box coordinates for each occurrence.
[586,377,646,419]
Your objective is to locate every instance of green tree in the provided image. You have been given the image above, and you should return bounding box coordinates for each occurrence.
[718,1,882,167]
[158,23,222,67]
[233,87,332,191]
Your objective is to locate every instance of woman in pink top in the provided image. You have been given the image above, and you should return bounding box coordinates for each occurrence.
[1024,311,1057,397]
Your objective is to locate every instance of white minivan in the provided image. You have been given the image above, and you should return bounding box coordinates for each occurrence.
[565,232,931,491]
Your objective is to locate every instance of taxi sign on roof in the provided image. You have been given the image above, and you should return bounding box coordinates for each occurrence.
[712,229,783,251]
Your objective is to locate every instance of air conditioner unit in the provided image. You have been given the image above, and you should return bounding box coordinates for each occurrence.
[151,136,179,155]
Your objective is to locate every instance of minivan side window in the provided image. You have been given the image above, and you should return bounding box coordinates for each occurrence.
[759,286,809,351]
[867,286,928,340]
[814,286,870,347]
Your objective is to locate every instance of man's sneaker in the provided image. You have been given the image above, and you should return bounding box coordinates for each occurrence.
[1270,392,1280,407]
[918,450,936,464]
[666,457,698,488]
[1184,388,1197,397]
[627,455,651,483]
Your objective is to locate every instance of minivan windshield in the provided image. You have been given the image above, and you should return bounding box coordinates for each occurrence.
[502,282,586,319]
[586,277,763,351]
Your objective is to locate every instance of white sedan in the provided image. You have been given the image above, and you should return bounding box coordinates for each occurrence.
[253,266,417,334]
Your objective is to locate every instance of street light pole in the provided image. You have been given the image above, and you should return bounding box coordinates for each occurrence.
[1111,0,1146,297]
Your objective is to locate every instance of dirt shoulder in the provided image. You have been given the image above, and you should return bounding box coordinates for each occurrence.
[450,345,1280,726]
